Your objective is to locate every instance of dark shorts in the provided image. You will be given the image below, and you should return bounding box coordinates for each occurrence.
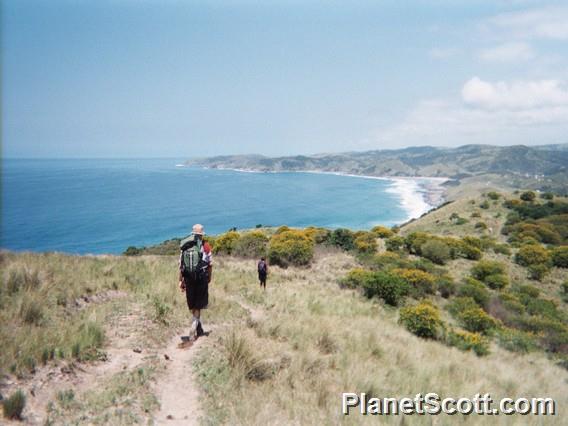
[258,272,267,284]
[184,272,209,310]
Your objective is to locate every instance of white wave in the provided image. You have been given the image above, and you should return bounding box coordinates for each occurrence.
[385,178,432,222]
[198,166,448,224]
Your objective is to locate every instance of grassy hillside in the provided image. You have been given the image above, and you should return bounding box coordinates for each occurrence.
[187,144,568,194]
[1,190,567,424]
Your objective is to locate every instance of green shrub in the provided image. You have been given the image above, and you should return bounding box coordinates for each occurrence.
[447,297,478,317]
[450,213,468,225]
[447,329,489,356]
[475,222,488,230]
[420,239,451,265]
[500,295,526,315]
[464,236,484,250]
[513,316,568,353]
[437,276,456,298]
[517,284,540,299]
[512,223,561,245]
[405,232,430,255]
[471,212,481,218]
[339,269,374,289]
[124,246,142,256]
[520,191,536,202]
[457,242,482,260]
[268,230,314,267]
[353,232,378,254]
[551,246,568,268]
[385,236,405,252]
[362,271,410,306]
[515,244,551,266]
[392,268,436,296]
[497,328,537,353]
[479,200,490,209]
[561,281,568,303]
[541,192,554,200]
[528,264,551,281]
[524,298,561,320]
[328,228,355,251]
[399,301,444,339]
[2,389,26,420]
[372,252,407,270]
[484,274,509,290]
[275,225,290,234]
[471,260,506,281]
[487,191,501,200]
[371,226,394,238]
[458,278,490,308]
[234,231,269,258]
[458,307,498,334]
[493,244,511,256]
[213,231,240,255]
[303,227,331,244]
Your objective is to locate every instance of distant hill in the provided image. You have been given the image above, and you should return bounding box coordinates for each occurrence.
[187,144,568,194]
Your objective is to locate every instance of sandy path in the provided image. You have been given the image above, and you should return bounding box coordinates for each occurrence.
[1,298,147,425]
[153,330,210,425]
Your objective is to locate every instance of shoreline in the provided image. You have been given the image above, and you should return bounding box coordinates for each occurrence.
[202,166,450,224]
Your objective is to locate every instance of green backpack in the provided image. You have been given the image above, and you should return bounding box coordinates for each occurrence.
[180,235,203,275]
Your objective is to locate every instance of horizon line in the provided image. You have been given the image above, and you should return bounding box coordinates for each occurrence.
[3,141,567,161]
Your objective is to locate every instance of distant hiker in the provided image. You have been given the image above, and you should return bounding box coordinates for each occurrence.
[257,257,268,290]
[179,224,212,340]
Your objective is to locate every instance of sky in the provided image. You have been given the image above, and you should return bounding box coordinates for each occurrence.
[2,0,568,158]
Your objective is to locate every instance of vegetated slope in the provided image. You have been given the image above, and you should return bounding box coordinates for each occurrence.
[187,144,568,194]
[2,191,568,424]
[186,190,568,424]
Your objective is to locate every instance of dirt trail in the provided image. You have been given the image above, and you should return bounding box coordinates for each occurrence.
[228,295,264,322]
[3,292,260,425]
[1,297,147,425]
[152,330,209,425]
[152,294,263,425]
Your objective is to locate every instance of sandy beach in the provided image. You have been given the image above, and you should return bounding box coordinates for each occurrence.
[210,166,450,224]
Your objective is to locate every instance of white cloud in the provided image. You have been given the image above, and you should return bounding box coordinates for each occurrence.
[477,42,534,62]
[373,77,568,147]
[485,6,568,40]
[462,76,568,109]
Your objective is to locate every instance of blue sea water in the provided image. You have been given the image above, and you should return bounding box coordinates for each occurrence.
[1,159,409,254]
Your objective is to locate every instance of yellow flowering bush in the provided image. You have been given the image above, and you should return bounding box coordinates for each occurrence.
[392,268,436,296]
[447,329,489,356]
[399,301,445,339]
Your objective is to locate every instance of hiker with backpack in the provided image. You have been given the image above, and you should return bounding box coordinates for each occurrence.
[179,224,212,340]
[257,257,268,290]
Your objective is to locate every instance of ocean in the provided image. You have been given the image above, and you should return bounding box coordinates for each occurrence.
[1,159,420,254]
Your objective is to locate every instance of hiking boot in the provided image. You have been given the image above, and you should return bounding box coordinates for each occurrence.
[196,321,204,337]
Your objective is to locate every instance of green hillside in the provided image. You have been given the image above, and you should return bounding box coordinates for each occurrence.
[1,190,567,424]
[187,144,568,194]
